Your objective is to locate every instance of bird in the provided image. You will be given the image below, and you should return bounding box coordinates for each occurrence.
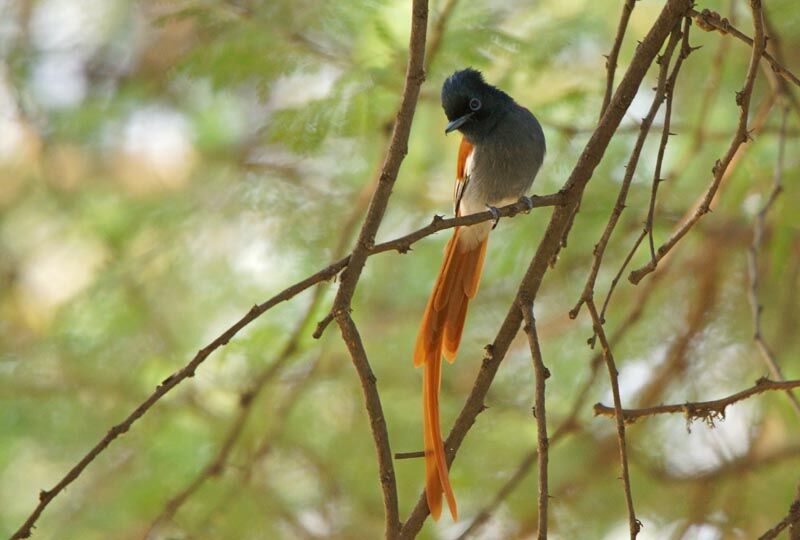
[413,68,546,521]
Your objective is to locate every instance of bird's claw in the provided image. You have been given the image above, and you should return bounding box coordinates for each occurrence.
[486,204,500,229]
[519,195,534,212]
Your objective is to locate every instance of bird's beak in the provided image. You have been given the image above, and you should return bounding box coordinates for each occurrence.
[445,112,473,134]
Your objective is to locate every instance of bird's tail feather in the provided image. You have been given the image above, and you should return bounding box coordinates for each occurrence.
[413,227,488,521]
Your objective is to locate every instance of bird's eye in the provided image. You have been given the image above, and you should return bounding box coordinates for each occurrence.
[469,98,481,111]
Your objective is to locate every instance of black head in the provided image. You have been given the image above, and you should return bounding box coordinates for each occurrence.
[441,68,512,140]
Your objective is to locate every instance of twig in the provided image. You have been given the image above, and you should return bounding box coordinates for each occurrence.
[757,491,800,539]
[600,0,637,119]
[746,101,800,415]
[520,301,549,540]
[550,0,636,268]
[586,299,639,538]
[645,18,692,262]
[322,1,431,536]
[336,313,400,536]
[570,22,683,319]
[629,0,767,285]
[689,0,735,152]
[594,377,800,424]
[459,255,667,539]
[399,2,692,535]
[790,483,800,540]
[8,261,346,540]
[598,229,646,326]
[689,7,800,88]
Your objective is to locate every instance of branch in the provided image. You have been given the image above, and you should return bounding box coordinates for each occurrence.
[313,194,565,337]
[690,7,800,89]
[8,260,346,540]
[399,1,693,534]
[520,302,549,540]
[586,299,639,538]
[570,21,684,319]
[322,1,431,536]
[600,0,636,119]
[458,261,665,538]
[629,0,767,284]
[758,500,800,539]
[645,18,692,262]
[553,0,636,268]
[594,378,800,424]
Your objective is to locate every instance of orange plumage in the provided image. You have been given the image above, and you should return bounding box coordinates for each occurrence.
[413,137,486,521]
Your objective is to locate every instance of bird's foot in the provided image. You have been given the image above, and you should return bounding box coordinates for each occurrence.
[486,204,500,229]
[519,195,534,212]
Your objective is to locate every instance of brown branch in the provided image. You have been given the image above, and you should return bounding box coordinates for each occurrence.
[594,378,800,424]
[758,501,800,539]
[586,299,639,538]
[598,229,646,326]
[312,194,564,337]
[520,302,549,540]
[645,18,692,262]
[399,1,692,535]
[335,313,400,536]
[689,7,800,89]
[322,1,430,536]
[8,260,347,540]
[458,264,665,539]
[746,102,800,415]
[790,483,800,540]
[600,0,636,119]
[551,0,636,269]
[629,0,767,285]
[570,22,684,319]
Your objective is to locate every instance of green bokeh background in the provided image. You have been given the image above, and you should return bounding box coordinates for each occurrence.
[2,0,799,538]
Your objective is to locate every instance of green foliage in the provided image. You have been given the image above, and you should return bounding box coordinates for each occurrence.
[2,0,799,538]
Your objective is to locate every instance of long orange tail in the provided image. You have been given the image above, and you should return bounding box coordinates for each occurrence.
[413,227,488,520]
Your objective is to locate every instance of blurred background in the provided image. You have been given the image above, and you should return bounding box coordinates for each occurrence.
[1,0,799,538]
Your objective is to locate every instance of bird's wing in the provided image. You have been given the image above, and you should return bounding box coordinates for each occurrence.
[453,137,473,217]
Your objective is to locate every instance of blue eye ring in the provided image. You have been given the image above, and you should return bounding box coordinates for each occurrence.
[469,98,481,111]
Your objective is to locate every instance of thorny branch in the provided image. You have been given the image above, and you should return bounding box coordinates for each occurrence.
[320,1,430,535]
[759,498,800,540]
[594,378,800,425]
[690,7,800,89]
[570,21,685,319]
[520,302,549,540]
[600,0,636,119]
[645,18,693,263]
[629,0,767,285]
[458,267,666,539]
[586,299,639,538]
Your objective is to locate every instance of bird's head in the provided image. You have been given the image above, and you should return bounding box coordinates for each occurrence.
[440,68,511,140]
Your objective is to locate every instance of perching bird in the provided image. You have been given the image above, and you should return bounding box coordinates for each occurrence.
[413,68,546,521]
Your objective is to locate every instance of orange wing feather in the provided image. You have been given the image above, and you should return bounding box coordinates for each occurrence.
[413,136,486,521]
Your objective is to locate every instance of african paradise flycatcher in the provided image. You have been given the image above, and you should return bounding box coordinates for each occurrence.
[413,68,546,521]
